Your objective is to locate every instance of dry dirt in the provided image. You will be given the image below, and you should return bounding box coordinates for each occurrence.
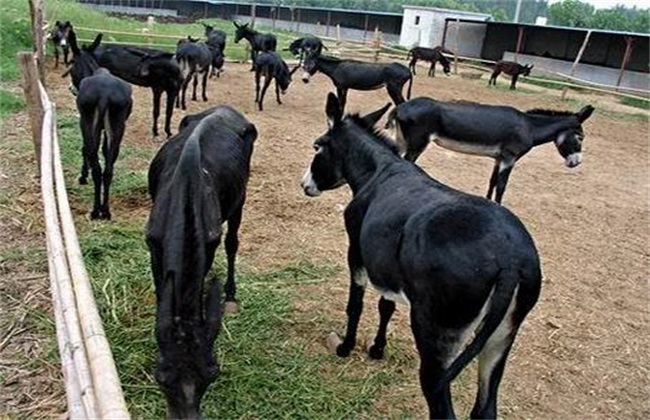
[2,58,649,418]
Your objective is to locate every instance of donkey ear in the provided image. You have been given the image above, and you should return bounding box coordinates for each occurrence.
[528,64,534,69]
[68,29,80,56]
[576,105,595,123]
[89,33,102,52]
[325,92,342,127]
[362,103,391,127]
[55,20,61,26]
[233,21,240,28]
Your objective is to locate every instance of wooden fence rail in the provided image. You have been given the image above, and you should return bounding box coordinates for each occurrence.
[19,51,130,419]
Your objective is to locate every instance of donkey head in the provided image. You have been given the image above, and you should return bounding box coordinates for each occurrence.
[301,56,319,83]
[50,20,71,47]
[64,30,102,95]
[554,105,595,168]
[233,22,249,43]
[155,275,221,419]
[301,93,391,196]
[522,63,534,77]
[202,23,214,37]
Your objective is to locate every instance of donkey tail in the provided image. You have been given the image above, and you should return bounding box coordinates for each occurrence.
[434,268,520,391]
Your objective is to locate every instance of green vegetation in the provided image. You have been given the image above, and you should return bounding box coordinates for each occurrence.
[0,89,26,116]
[0,0,32,81]
[619,95,650,110]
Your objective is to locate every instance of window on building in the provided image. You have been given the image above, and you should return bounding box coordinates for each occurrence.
[415,16,420,25]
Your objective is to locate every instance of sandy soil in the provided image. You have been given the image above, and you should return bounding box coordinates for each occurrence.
[2,58,648,418]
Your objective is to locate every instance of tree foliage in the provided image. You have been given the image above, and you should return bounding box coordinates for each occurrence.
[266,0,649,33]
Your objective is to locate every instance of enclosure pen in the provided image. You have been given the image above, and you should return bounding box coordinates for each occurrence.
[24,54,130,418]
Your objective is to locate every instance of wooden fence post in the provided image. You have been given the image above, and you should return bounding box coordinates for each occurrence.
[454,19,460,75]
[17,52,44,174]
[28,0,46,86]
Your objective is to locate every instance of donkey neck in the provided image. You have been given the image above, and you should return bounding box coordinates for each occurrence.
[526,114,577,146]
[316,57,342,78]
[341,127,399,195]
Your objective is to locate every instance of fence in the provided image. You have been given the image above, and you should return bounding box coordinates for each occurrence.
[18,24,130,420]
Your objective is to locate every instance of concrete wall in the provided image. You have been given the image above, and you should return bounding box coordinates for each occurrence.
[446,21,486,58]
[85,3,177,16]
[235,15,400,44]
[503,51,649,91]
[399,7,489,57]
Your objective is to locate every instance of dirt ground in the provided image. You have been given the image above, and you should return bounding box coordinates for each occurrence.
[2,59,648,418]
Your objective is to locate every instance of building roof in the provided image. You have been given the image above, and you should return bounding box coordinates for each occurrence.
[403,4,491,19]
[446,17,650,39]
[201,1,402,17]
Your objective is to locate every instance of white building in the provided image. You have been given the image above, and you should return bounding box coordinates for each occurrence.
[399,5,491,56]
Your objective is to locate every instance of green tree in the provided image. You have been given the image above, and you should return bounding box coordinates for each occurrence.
[548,0,595,27]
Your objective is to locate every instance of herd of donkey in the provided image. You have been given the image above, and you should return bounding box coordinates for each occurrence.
[48,17,595,419]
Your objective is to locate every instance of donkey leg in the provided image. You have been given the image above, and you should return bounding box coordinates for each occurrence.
[387,85,405,105]
[224,206,243,313]
[334,243,366,357]
[259,76,272,111]
[409,58,417,75]
[254,70,261,103]
[79,150,89,185]
[486,160,500,200]
[368,297,396,360]
[192,73,198,101]
[275,79,282,105]
[510,75,518,90]
[336,87,348,112]
[54,47,60,68]
[201,71,208,101]
[151,89,162,137]
[412,319,457,419]
[470,326,518,419]
[86,141,103,220]
[164,88,176,138]
[494,159,515,204]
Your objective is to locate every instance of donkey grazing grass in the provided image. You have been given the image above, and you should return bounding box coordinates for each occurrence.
[147,105,257,418]
[233,21,277,71]
[489,60,533,90]
[254,51,294,111]
[301,55,412,111]
[49,20,71,68]
[407,46,453,77]
[301,93,542,419]
[66,30,132,220]
[387,97,595,203]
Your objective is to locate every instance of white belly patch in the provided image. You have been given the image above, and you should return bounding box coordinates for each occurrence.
[432,134,501,158]
[372,285,411,307]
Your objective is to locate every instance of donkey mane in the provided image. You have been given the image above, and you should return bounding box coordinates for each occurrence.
[347,114,399,155]
[526,108,575,117]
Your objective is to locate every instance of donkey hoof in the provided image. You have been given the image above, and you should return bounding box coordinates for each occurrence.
[90,209,101,220]
[368,344,385,360]
[326,332,343,355]
[224,301,239,315]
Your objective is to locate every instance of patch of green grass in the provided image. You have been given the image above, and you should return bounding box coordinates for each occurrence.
[619,95,650,110]
[0,89,26,116]
[74,217,398,418]
[0,3,32,81]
